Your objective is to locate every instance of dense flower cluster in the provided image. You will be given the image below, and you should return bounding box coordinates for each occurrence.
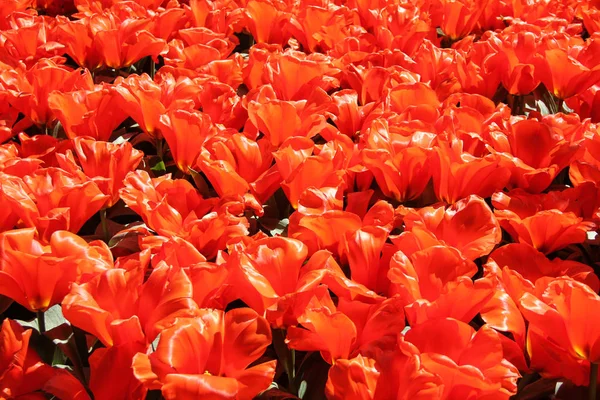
[1,0,600,399]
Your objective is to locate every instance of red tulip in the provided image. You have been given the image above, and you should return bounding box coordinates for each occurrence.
[0,228,112,311]
[286,293,405,363]
[132,308,276,400]
[2,167,108,242]
[159,109,217,173]
[0,59,93,127]
[57,137,143,208]
[389,246,493,325]
[534,47,600,100]
[520,278,600,385]
[326,355,380,400]
[401,318,520,399]
[434,0,490,40]
[493,190,596,254]
[54,10,166,70]
[48,85,128,141]
[0,319,90,400]
[490,118,578,193]
[395,195,501,261]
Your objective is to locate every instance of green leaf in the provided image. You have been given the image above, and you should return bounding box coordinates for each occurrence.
[270,218,289,237]
[52,346,68,366]
[535,100,551,116]
[151,334,161,352]
[16,305,68,332]
[151,160,166,174]
[298,381,307,399]
[294,352,329,400]
[188,167,211,196]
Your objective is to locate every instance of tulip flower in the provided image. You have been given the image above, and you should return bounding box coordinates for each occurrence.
[57,137,143,208]
[395,195,502,261]
[520,278,600,386]
[48,85,128,142]
[1,167,108,242]
[493,190,596,254]
[400,318,520,399]
[0,228,113,312]
[0,319,90,400]
[132,308,276,400]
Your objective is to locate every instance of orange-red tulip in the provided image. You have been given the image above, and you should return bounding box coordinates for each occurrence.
[454,37,502,98]
[388,246,493,325]
[119,170,250,258]
[490,28,542,95]
[16,132,72,168]
[132,308,276,400]
[226,237,317,315]
[273,137,349,209]
[286,294,405,363]
[0,319,91,400]
[159,109,218,173]
[244,0,290,45]
[0,228,113,311]
[520,278,600,385]
[432,139,510,204]
[371,3,432,57]
[198,133,280,203]
[2,167,108,242]
[0,174,23,233]
[227,236,379,326]
[490,118,578,193]
[258,49,341,100]
[113,73,199,138]
[87,330,147,400]
[570,131,600,187]
[493,190,596,254]
[57,137,143,208]
[401,318,520,399]
[326,355,380,400]
[481,243,599,348]
[0,15,64,69]
[48,84,128,141]
[361,145,431,203]
[395,195,501,261]
[62,263,198,348]
[54,11,166,70]
[119,170,216,238]
[247,97,331,147]
[534,47,600,100]
[372,337,444,399]
[0,143,42,177]
[434,0,490,40]
[0,59,93,127]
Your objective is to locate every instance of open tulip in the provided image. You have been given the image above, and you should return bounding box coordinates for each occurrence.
[132,308,276,400]
[0,228,113,311]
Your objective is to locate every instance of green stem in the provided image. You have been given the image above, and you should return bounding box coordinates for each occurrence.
[37,311,46,334]
[100,208,109,243]
[290,348,296,382]
[273,329,297,394]
[52,122,60,138]
[156,139,164,160]
[285,349,297,394]
[149,57,156,80]
[557,98,564,114]
[590,362,598,400]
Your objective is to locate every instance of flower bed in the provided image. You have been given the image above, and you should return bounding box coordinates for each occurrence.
[1,0,600,399]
